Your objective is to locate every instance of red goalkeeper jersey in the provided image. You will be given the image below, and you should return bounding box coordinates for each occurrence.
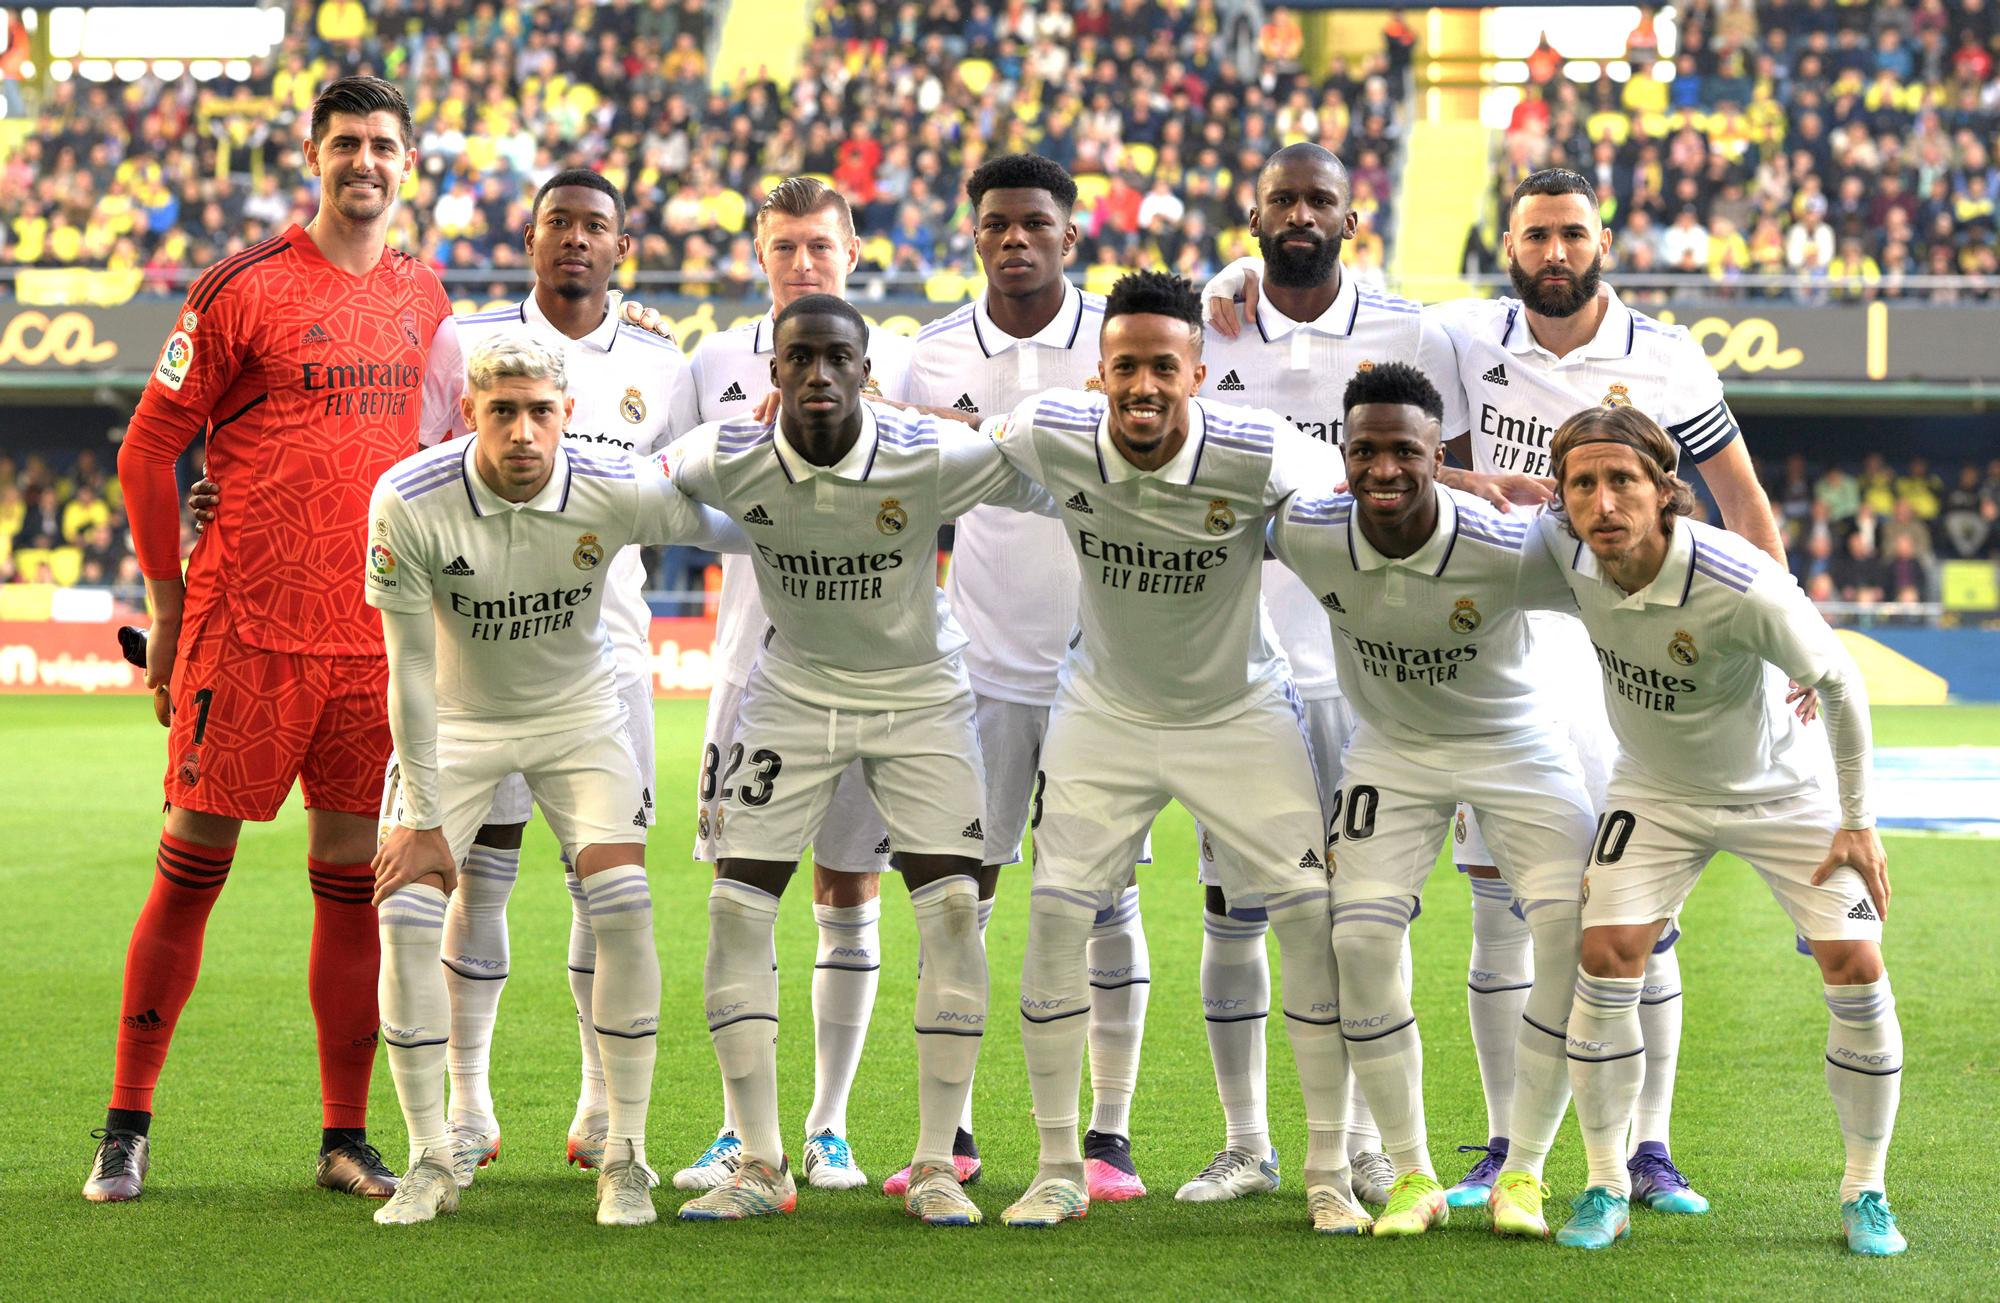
[122,224,452,656]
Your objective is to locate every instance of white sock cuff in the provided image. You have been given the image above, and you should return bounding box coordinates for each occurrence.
[380,883,447,931]
[1825,978,1895,1027]
[813,898,882,928]
[1264,884,1331,923]
[1029,883,1106,924]
[1091,884,1142,931]
[1203,908,1268,943]
[460,843,521,887]
[909,873,979,911]
[1330,895,1413,937]
[1573,969,1644,1013]
[710,876,781,920]
[976,896,995,932]
[1468,876,1514,904]
[580,865,651,926]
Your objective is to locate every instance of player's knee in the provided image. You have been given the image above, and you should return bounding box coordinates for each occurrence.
[164,805,242,851]
[472,821,525,851]
[1463,863,1503,879]
[304,808,377,864]
[1579,925,1654,979]
[814,860,880,905]
[1810,939,1886,987]
[718,856,795,898]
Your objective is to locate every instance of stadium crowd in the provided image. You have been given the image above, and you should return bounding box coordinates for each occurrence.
[0,0,1407,296]
[9,438,1999,617]
[1500,0,2000,301]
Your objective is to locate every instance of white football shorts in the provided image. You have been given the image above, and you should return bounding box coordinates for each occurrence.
[1199,693,1355,895]
[381,722,648,868]
[1332,721,1592,907]
[1581,789,1884,944]
[1035,681,1327,904]
[716,667,986,864]
[694,674,891,872]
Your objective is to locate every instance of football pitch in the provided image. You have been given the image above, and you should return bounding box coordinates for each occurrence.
[2,697,1994,1299]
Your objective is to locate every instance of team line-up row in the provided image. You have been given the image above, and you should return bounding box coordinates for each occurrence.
[83,77,1905,1256]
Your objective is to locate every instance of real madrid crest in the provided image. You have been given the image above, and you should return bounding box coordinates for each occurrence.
[573,532,605,569]
[1603,383,1632,408]
[1204,499,1235,535]
[862,376,885,398]
[1084,376,1104,392]
[620,386,646,424]
[877,497,909,535]
[1580,872,1591,904]
[698,809,711,840]
[180,310,198,333]
[177,746,202,787]
[1449,597,1482,634]
[1355,360,1376,373]
[1454,809,1467,844]
[1669,629,1699,666]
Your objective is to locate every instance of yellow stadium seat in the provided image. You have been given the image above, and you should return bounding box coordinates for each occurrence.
[925,269,970,302]
[1073,173,1112,210]
[958,59,995,95]
[1123,142,1157,177]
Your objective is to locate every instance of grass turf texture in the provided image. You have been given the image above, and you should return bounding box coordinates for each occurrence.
[1,697,1994,1299]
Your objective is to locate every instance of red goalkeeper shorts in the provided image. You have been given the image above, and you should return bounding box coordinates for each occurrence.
[162,606,390,821]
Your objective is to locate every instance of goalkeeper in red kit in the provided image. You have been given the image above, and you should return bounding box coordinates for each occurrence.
[85,76,458,1203]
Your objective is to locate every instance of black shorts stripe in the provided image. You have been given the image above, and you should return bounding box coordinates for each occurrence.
[184,234,286,308]
[193,239,294,313]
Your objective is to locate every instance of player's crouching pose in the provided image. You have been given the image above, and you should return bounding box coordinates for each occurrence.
[363,334,745,1227]
[662,295,1057,1227]
[1542,406,1905,1257]
[1267,363,1592,1240]
[993,272,1361,1234]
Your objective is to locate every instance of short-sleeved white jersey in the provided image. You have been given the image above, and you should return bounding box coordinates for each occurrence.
[690,313,915,686]
[1199,273,1466,701]
[1268,483,1575,745]
[996,390,1341,727]
[425,295,701,687]
[366,437,734,742]
[664,402,1051,712]
[911,283,1105,707]
[1434,287,1740,479]
[1539,513,1859,810]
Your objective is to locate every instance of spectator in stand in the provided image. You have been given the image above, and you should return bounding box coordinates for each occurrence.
[1817,465,1862,524]
[1883,499,1936,559]
[1833,529,1890,604]
[1940,463,1998,559]
[13,484,62,551]
[1883,533,1936,606]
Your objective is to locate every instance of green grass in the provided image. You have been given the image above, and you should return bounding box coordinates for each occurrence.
[1,698,1995,1299]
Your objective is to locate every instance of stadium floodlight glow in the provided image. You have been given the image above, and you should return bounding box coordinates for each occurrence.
[1564,60,1601,83]
[1483,5,1678,63]
[154,59,183,80]
[1481,85,1524,131]
[78,57,111,81]
[46,5,286,63]
[113,58,145,81]
[1491,59,1529,85]
[189,58,220,81]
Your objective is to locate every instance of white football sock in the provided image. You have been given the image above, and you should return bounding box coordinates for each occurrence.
[1467,875,1531,1143]
[581,864,658,1168]
[1632,939,1684,1153]
[909,875,985,1168]
[1347,930,1410,1157]
[958,895,995,1137]
[563,869,606,1128]
[1020,887,1095,1178]
[1567,968,1644,1197]
[1200,904,1271,1156]
[1824,978,1902,1202]
[705,879,782,1167]
[804,898,880,1138]
[1332,897,1431,1177]
[1086,885,1150,1138]
[378,883,451,1170]
[1502,899,1581,1181]
[439,843,516,1133]
[1268,885,1349,1181]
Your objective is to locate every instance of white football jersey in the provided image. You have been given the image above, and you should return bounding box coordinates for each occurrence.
[1200,273,1466,701]
[366,438,736,742]
[423,295,701,688]
[1268,483,1575,745]
[691,312,915,686]
[996,390,1341,727]
[664,402,1051,712]
[1539,513,1866,818]
[911,283,1105,707]
[1435,287,1740,479]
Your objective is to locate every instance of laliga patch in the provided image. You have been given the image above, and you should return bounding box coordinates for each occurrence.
[369,540,398,588]
[156,330,194,391]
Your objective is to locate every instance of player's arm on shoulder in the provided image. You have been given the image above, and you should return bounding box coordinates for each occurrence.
[419,316,468,447]
[1510,510,1580,613]
[1694,436,1784,566]
[632,452,749,553]
[1200,255,1266,337]
[942,418,1058,518]
[987,396,1050,482]
[661,363,702,449]
[1265,412,1344,506]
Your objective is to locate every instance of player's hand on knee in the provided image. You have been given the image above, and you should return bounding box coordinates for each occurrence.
[615,294,677,344]
[753,390,782,424]
[372,824,456,906]
[1814,826,1888,921]
[1786,680,1820,723]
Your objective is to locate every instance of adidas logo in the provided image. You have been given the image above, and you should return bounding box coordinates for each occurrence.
[302,322,331,345]
[1482,363,1508,386]
[1298,848,1323,870]
[441,555,475,576]
[719,381,748,403]
[742,504,774,526]
[952,393,979,414]
[1064,491,1094,513]
[1216,369,1245,392]
[1846,899,1878,922]
[874,836,892,855]
[1319,590,1345,613]
[121,1008,164,1031]
[961,818,985,841]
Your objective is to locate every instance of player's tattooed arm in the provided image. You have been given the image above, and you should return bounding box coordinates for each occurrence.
[1433,434,1556,512]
